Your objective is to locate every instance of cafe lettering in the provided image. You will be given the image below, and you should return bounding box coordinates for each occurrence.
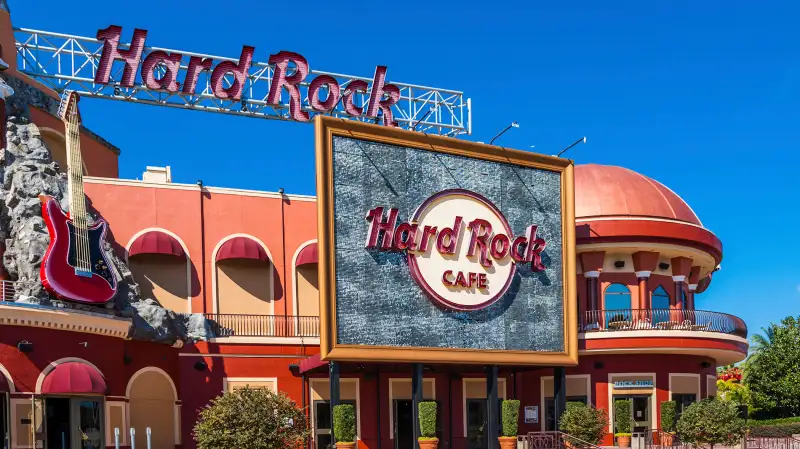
[364,189,547,310]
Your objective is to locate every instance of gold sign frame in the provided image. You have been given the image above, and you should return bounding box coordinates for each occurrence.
[315,115,577,366]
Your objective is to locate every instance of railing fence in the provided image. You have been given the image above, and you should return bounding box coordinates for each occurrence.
[581,309,747,338]
[204,313,320,338]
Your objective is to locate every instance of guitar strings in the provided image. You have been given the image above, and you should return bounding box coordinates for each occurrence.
[66,104,90,274]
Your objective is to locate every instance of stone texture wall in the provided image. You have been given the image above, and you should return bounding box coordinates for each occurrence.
[0,74,210,344]
[332,136,566,352]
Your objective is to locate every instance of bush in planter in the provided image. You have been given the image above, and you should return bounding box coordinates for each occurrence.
[333,404,356,444]
[660,401,677,433]
[614,400,632,436]
[676,399,746,449]
[501,400,521,437]
[418,401,438,440]
[193,387,309,449]
[558,402,608,446]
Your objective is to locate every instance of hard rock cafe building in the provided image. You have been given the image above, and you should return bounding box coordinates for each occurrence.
[0,6,747,449]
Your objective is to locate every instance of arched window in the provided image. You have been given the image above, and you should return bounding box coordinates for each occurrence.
[652,285,670,309]
[604,283,632,324]
[604,284,631,310]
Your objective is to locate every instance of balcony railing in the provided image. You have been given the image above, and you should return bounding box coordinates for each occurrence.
[204,314,320,338]
[1,281,16,301]
[581,309,747,338]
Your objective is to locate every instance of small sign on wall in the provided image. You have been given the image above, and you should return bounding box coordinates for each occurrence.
[524,406,539,424]
[613,380,654,389]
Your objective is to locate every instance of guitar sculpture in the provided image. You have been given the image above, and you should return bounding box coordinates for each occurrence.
[39,91,117,304]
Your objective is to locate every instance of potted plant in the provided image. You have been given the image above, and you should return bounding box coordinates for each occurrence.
[499,399,520,449]
[333,404,357,449]
[614,400,632,448]
[660,401,677,446]
[418,401,438,449]
[559,402,608,448]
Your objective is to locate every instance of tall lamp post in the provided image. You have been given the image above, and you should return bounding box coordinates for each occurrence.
[489,121,519,145]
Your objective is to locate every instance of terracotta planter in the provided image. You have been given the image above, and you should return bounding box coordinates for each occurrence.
[660,433,674,446]
[499,436,517,449]
[336,442,356,449]
[617,436,631,448]
[418,438,439,449]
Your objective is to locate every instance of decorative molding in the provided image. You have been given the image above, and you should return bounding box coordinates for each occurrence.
[206,336,320,345]
[581,330,748,344]
[0,303,131,340]
[672,275,686,282]
[583,271,600,278]
[688,284,698,291]
[84,176,315,202]
[635,271,651,278]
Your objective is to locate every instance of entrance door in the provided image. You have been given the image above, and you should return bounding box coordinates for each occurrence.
[466,399,502,449]
[614,396,651,433]
[44,398,103,449]
[394,400,414,449]
[0,394,8,449]
[73,399,103,449]
[45,398,71,449]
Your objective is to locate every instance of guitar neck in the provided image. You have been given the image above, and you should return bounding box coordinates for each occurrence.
[65,117,86,223]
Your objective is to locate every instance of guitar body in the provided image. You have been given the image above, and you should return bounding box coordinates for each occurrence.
[40,196,117,304]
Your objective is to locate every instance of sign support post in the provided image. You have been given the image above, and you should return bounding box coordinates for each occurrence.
[487,365,499,449]
[554,367,566,431]
[329,361,340,443]
[412,363,423,448]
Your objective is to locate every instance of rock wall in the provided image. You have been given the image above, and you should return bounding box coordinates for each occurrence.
[0,74,212,344]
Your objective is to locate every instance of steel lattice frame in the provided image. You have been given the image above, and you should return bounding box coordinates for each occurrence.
[14,27,471,136]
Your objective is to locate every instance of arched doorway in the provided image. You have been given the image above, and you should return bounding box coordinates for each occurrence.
[127,368,177,449]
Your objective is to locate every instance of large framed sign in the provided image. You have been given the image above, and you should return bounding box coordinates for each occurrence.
[316,116,577,366]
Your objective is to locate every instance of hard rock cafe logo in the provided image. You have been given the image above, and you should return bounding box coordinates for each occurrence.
[364,189,547,311]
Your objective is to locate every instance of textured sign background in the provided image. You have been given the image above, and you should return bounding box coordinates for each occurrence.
[332,136,565,352]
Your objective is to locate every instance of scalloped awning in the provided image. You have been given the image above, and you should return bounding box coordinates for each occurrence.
[128,231,185,258]
[296,243,318,267]
[216,237,269,263]
[42,362,106,395]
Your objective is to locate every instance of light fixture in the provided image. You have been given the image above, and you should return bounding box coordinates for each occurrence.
[593,361,604,369]
[489,121,519,146]
[17,340,33,353]
[614,261,625,268]
[659,262,670,270]
[193,361,207,371]
[557,136,587,158]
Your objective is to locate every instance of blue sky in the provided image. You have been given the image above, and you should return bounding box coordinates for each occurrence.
[8,1,799,340]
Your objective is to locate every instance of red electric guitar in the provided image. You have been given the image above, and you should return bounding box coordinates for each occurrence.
[39,91,117,304]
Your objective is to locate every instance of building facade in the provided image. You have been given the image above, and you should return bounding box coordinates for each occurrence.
[0,6,747,449]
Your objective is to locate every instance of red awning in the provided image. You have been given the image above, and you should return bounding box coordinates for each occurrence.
[128,231,185,258]
[42,362,107,395]
[299,354,328,374]
[296,243,318,267]
[216,237,269,263]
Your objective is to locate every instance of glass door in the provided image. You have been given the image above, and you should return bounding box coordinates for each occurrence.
[72,399,103,449]
[393,400,414,449]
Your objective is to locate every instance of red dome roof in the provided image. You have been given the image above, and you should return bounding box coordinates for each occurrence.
[575,164,702,226]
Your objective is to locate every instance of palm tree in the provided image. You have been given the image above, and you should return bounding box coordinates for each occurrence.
[750,324,777,353]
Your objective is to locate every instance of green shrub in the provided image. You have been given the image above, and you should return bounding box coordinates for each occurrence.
[193,387,309,449]
[558,403,608,446]
[333,404,356,443]
[418,401,437,439]
[677,398,745,448]
[614,400,632,435]
[749,416,800,426]
[501,400,520,437]
[660,401,677,433]
[749,422,800,437]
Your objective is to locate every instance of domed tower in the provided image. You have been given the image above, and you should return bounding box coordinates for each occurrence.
[550,164,748,442]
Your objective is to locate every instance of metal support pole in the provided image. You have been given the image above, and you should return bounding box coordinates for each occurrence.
[146,427,152,449]
[554,367,567,431]
[114,428,120,449]
[329,361,340,444]
[130,428,136,449]
[412,363,424,448]
[486,365,499,449]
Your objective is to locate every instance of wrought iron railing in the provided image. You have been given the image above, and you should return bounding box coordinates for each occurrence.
[204,314,319,338]
[0,281,16,302]
[581,309,748,338]
[520,431,603,449]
